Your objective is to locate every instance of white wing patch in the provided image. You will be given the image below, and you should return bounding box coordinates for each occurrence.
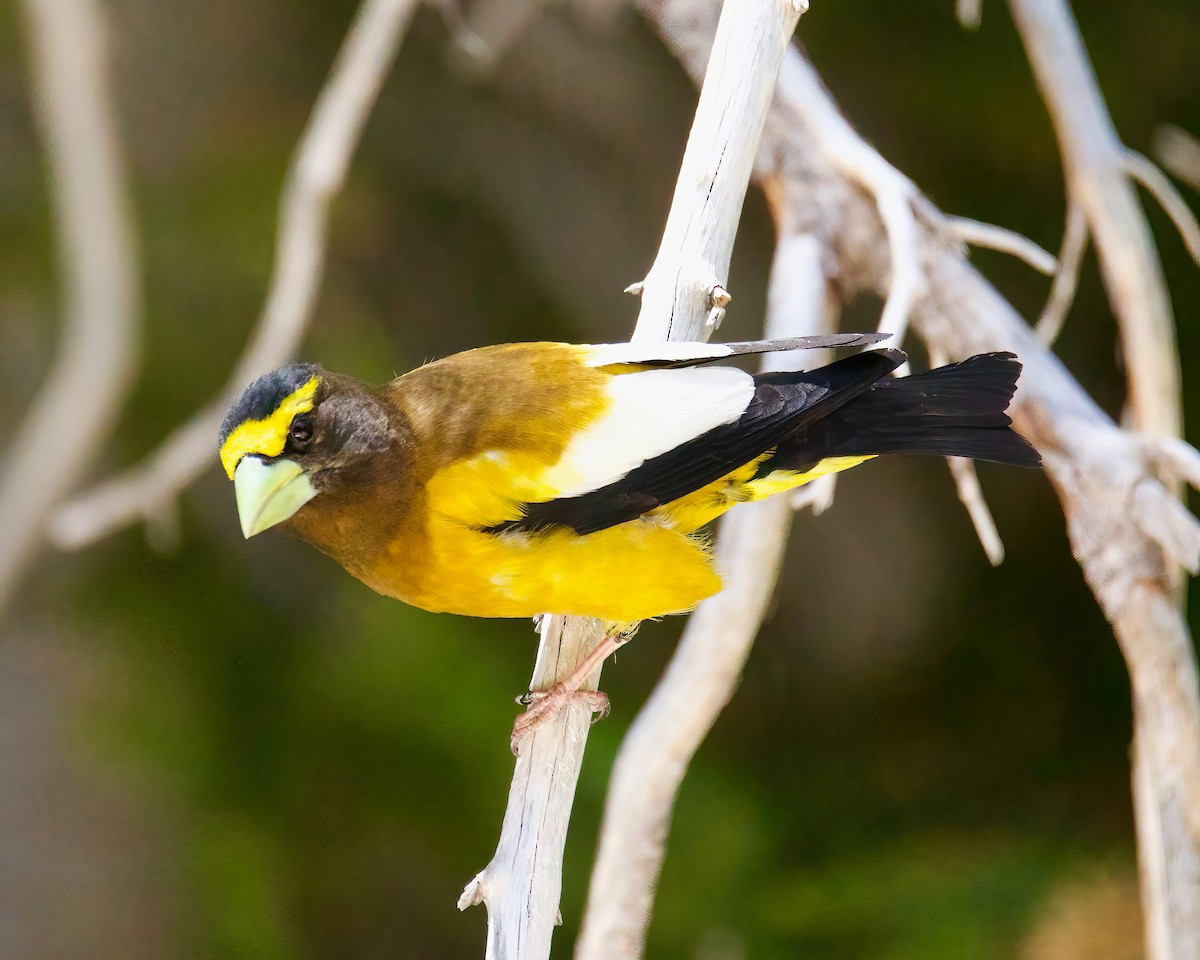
[542,366,754,498]
[582,342,735,367]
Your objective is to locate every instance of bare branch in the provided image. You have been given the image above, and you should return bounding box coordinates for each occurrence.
[1130,480,1200,575]
[763,232,840,516]
[1036,197,1088,345]
[1146,435,1200,493]
[637,3,1200,956]
[874,180,922,352]
[429,0,489,61]
[1009,0,1181,442]
[1154,125,1200,195]
[449,0,540,71]
[948,456,1004,565]
[955,0,982,31]
[48,0,421,551]
[629,0,807,340]
[581,502,796,960]
[767,57,924,354]
[0,0,140,615]
[458,5,807,957]
[457,614,608,958]
[790,473,838,514]
[1009,4,1200,948]
[932,341,1005,565]
[944,215,1057,275]
[1123,149,1200,268]
[577,219,831,960]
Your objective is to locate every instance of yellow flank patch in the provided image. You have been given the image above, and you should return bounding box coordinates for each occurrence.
[745,455,874,500]
[219,376,320,479]
[388,515,723,623]
[656,455,876,533]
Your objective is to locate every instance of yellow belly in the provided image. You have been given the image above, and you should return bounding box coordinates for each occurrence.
[360,454,875,624]
[372,518,721,624]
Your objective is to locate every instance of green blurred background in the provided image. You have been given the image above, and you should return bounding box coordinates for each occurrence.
[2,1,1198,957]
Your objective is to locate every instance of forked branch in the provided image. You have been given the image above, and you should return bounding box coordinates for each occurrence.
[1,0,140,616]
[48,0,421,551]
[613,3,1200,958]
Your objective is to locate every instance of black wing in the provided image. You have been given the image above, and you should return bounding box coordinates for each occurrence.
[487,349,905,536]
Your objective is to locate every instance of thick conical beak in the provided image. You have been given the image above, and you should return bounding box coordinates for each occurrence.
[233,456,317,538]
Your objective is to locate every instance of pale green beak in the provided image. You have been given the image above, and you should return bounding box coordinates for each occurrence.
[234,456,318,538]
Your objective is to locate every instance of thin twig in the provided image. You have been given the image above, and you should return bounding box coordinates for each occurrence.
[1009,0,1180,442]
[450,0,540,70]
[928,345,1005,565]
[0,0,140,616]
[956,0,982,31]
[1154,125,1200,195]
[48,0,421,551]
[461,5,807,957]
[947,456,1004,564]
[762,233,840,516]
[771,56,924,365]
[944,214,1057,275]
[1037,197,1088,345]
[1146,435,1200,493]
[1123,149,1200,268]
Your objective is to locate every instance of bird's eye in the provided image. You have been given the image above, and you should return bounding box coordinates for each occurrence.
[288,417,314,451]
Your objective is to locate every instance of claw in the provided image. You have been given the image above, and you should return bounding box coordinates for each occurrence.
[510,687,610,754]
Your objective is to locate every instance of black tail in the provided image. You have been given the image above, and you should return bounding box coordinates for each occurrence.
[768,352,1040,471]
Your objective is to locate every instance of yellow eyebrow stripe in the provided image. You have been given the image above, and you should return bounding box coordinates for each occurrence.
[219,376,320,479]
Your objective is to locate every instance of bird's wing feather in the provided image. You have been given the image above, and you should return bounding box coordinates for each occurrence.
[421,355,761,530]
[491,349,905,536]
[538,365,756,498]
[581,333,890,370]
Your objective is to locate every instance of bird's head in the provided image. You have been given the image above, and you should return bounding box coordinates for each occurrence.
[219,363,394,538]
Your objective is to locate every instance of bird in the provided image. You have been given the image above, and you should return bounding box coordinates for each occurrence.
[219,334,1039,746]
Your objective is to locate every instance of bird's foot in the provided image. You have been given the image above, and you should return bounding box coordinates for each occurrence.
[510,685,610,754]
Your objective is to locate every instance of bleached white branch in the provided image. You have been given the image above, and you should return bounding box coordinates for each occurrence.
[1037,197,1087,345]
[0,0,140,615]
[948,456,1004,564]
[929,344,1005,566]
[763,55,927,371]
[457,614,608,959]
[874,180,921,350]
[47,0,421,551]
[766,233,840,516]
[1009,0,1181,441]
[630,0,808,339]
[1147,435,1200,493]
[1123,149,1200,268]
[460,5,807,957]
[1154,125,1200,195]
[428,0,489,61]
[448,0,539,70]
[634,3,1200,957]
[944,215,1057,276]
[1009,2,1200,953]
[577,222,831,960]
[955,0,982,31]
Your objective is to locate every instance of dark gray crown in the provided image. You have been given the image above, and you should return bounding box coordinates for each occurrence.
[218,362,321,449]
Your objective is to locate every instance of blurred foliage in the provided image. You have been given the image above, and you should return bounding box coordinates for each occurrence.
[2,0,1199,957]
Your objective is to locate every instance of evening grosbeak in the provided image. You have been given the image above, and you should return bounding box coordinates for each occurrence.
[219,335,1039,744]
